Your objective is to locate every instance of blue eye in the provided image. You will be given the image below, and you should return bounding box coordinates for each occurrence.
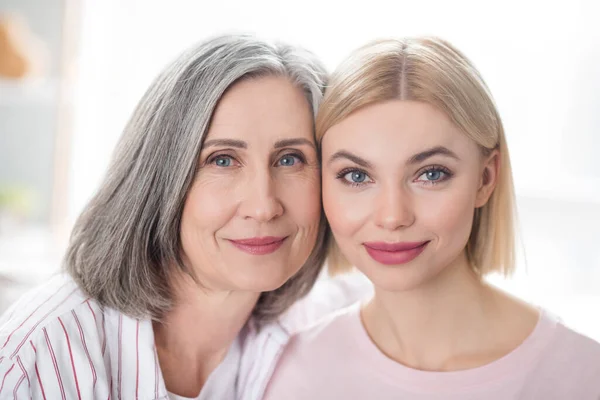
[342,170,371,184]
[425,170,442,181]
[278,154,301,167]
[214,156,232,167]
[416,167,452,184]
[348,171,366,182]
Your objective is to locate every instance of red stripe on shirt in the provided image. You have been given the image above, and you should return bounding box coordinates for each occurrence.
[15,356,30,388]
[85,300,99,330]
[101,309,107,356]
[58,317,82,400]
[43,327,66,400]
[72,310,97,387]
[34,361,47,400]
[0,363,15,394]
[12,372,25,398]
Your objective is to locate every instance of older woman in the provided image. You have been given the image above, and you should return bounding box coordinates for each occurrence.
[0,34,369,399]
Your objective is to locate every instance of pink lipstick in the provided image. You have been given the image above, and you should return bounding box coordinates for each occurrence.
[228,236,287,255]
[363,241,429,265]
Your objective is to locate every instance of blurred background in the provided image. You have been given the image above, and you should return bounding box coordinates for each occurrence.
[0,0,598,339]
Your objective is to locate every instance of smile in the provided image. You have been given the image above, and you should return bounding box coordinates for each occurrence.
[227,236,288,255]
[363,241,429,265]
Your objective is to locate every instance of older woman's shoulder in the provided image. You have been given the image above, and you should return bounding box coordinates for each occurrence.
[0,275,147,397]
[0,274,101,360]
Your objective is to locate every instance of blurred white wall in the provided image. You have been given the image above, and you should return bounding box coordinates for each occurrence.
[68,0,600,220]
[68,0,600,340]
[1,0,598,339]
[0,0,65,222]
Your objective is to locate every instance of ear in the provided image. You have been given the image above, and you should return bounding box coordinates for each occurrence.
[475,149,500,208]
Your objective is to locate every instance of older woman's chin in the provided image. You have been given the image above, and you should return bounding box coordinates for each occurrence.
[226,263,303,293]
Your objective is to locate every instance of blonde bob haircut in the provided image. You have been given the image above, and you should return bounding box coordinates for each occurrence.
[317,37,516,277]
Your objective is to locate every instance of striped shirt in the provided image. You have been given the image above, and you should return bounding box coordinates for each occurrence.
[0,272,372,399]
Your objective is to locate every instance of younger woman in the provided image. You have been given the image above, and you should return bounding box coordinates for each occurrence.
[264,37,600,399]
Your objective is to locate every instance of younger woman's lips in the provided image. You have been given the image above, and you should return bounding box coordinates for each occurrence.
[363,241,429,265]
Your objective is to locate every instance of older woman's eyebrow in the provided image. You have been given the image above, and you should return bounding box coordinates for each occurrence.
[274,138,316,150]
[328,150,372,168]
[408,146,460,164]
[202,139,248,149]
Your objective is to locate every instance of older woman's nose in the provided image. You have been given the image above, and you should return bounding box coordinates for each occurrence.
[239,169,284,222]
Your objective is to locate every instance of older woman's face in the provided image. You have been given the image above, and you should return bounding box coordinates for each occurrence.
[180,76,321,292]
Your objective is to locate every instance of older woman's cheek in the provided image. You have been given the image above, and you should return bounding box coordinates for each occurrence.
[287,172,322,264]
[185,173,241,227]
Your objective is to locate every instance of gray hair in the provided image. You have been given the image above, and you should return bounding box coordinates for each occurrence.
[65,34,329,323]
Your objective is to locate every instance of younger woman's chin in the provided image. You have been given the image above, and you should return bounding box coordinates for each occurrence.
[358,264,440,293]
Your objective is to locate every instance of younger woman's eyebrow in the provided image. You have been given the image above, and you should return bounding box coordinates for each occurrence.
[408,146,460,164]
[328,146,459,168]
[328,150,372,168]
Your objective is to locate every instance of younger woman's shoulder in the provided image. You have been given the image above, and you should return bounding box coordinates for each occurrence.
[551,315,600,363]
[520,310,600,398]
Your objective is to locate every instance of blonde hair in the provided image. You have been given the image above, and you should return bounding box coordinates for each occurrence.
[317,37,515,277]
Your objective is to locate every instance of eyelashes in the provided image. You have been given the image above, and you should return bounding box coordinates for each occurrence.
[335,165,454,187]
[204,150,307,168]
[336,167,372,187]
[208,154,237,167]
[277,152,306,167]
[415,165,453,185]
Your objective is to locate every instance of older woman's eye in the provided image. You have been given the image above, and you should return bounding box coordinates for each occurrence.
[277,154,304,167]
[211,155,235,167]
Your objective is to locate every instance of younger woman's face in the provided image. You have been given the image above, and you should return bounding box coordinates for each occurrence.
[321,100,498,291]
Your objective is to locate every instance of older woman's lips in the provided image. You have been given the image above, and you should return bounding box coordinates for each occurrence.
[228,236,287,255]
[363,241,429,265]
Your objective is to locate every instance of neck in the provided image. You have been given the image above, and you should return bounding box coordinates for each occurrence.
[154,273,260,396]
[362,252,538,372]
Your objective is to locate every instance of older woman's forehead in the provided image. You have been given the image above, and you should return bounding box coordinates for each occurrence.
[204,77,315,144]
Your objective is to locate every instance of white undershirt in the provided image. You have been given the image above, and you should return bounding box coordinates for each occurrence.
[168,335,242,400]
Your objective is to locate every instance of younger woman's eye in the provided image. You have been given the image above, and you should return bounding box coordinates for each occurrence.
[336,168,373,186]
[415,166,452,184]
[346,171,367,183]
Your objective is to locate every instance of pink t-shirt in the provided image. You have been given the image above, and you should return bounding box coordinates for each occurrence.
[264,303,600,399]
